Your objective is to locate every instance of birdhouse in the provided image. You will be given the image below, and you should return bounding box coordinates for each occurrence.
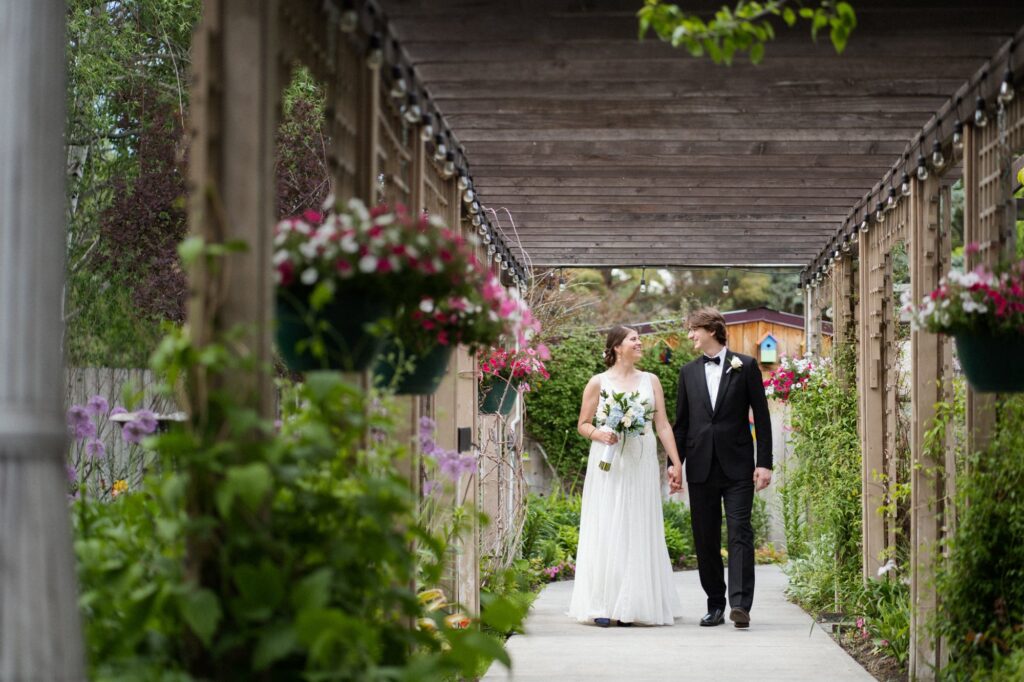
[758,332,778,365]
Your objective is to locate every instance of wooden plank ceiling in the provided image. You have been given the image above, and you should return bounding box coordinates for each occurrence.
[381,0,1021,268]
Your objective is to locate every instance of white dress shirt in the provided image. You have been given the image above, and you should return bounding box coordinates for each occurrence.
[703,346,728,410]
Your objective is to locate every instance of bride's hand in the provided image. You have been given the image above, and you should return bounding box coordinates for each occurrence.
[593,430,618,446]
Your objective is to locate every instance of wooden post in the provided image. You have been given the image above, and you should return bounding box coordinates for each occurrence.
[859,225,886,580]
[0,1,86,679]
[188,0,280,417]
[908,176,946,680]
[961,125,996,456]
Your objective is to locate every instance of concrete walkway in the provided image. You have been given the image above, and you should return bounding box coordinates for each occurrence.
[483,565,873,681]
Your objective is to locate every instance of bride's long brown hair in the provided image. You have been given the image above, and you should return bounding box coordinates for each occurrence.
[603,326,635,368]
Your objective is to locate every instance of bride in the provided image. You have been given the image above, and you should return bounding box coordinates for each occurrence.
[568,326,685,626]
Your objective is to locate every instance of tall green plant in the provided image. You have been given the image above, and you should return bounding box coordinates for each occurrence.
[936,395,1024,680]
[781,344,862,608]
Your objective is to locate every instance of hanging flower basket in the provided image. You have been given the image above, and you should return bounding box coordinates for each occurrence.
[907,252,1024,393]
[275,286,391,372]
[373,342,453,395]
[954,333,1024,393]
[480,378,520,415]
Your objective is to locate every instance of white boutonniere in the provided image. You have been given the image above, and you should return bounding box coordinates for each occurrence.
[727,355,743,373]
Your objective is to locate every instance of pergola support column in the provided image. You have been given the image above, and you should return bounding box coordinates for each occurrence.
[0,1,86,679]
[908,175,951,680]
[858,225,887,580]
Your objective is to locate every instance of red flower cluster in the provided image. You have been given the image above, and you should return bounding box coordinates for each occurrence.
[479,344,551,391]
[763,355,827,402]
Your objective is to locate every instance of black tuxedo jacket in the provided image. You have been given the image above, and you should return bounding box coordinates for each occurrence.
[672,351,773,484]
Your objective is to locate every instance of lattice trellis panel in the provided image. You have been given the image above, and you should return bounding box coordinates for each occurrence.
[376,90,413,207]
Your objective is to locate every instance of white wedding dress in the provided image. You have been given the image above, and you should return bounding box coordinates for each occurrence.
[568,371,683,625]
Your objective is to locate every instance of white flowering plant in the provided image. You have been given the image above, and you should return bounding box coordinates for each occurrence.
[763,354,832,402]
[904,249,1024,336]
[593,389,654,471]
[273,198,480,302]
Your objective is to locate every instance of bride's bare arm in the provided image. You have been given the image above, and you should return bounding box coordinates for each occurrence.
[578,376,617,445]
[650,374,683,472]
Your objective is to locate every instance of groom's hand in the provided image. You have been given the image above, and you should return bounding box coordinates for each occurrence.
[753,467,772,491]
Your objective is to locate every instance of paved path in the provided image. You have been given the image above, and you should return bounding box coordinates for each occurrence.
[483,565,873,681]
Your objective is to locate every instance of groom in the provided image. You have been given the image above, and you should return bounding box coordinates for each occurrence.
[669,307,772,629]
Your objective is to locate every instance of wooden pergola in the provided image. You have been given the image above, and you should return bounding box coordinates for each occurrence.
[382,0,1020,268]
[1,0,1021,679]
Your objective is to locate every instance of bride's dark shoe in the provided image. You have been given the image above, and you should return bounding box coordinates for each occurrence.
[594,617,612,627]
[616,620,634,627]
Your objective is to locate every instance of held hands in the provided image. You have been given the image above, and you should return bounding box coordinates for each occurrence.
[668,464,684,495]
[753,467,772,492]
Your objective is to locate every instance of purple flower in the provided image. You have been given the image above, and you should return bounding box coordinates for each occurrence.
[122,420,147,444]
[66,464,77,483]
[85,438,106,460]
[422,479,439,496]
[74,420,97,440]
[85,395,109,416]
[67,405,90,429]
[110,406,127,417]
[134,410,158,434]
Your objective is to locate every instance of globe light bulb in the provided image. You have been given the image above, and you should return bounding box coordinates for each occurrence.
[389,66,407,101]
[721,277,730,295]
[432,134,447,163]
[952,120,965,153]
[457,173,470,192]
[462,187,475,204]
[885,188,897,211]
[419,114,434,142]
[900,172,911,198]
[974,96,988,128]
[860,218,869,233]
[366,35,383,69]
[916,154,929,181]
[998,69,1015,105]
[931,140,946,170]
[874,201,884,223]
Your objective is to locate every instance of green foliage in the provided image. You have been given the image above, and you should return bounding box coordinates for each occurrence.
[936,395,1024,679]
[662,499,695,567]
[520,493,583,570]
[856,577,910,666]
[73,321,526,679]
[781,343,862,608]
[74,477,188,681]
[525,328,694,485]
[65,0,201,366]
[638,0,856,65]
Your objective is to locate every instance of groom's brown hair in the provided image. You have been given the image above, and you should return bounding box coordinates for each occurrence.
[686,307,728,345]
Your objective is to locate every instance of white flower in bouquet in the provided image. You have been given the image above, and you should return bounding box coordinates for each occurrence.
[594,389,654,472]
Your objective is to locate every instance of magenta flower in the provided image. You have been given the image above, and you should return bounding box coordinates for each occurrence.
[85,395,109,416]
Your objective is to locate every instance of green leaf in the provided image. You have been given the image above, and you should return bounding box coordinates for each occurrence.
[179,588,222,646]
[253,623,297,671]
[233,560,284,619]
[750,42,765,64]
[782,7,797,26]
[178,236,204,266]
[799,7,814,19]
[480,594,528,633]
[217,463,273,517]
[291,568,333,612]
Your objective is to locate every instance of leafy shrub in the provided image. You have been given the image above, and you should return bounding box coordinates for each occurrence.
[855,576,910,666]
[936,395,1024,679]
[780,344,862,603]
[74,327,526,681]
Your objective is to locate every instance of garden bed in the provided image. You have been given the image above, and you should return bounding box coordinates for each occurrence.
[830,628,906,682]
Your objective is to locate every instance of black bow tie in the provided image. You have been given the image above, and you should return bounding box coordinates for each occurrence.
[703,355,721,365]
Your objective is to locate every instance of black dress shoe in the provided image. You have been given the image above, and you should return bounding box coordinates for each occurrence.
[729,607,750,629]
[699,608,725,626]
[616,620,633,627]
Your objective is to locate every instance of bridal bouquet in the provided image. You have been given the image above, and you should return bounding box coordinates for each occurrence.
[593,389,653,472]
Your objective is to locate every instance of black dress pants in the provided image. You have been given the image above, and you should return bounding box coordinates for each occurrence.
[688,455,755,612]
